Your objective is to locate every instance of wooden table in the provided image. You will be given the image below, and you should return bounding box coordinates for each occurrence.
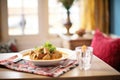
[0,53,120,80]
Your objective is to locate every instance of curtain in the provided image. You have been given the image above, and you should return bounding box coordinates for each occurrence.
[80,0,95,32]
[79,0,109,34]
[95,0,109,34]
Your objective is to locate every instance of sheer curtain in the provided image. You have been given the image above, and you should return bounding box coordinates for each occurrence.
[80,0,95,32]
[79,0,109,34]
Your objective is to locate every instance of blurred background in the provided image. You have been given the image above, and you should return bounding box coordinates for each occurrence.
[0,0,120,51]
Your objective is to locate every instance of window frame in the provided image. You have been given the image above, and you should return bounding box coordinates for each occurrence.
[7,0,50,38]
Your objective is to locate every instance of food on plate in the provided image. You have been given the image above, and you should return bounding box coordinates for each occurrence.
[22,42,63,60]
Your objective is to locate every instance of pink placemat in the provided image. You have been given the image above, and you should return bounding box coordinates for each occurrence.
[0,55,78,77]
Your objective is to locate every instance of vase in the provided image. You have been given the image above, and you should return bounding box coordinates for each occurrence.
[64,9,72,35]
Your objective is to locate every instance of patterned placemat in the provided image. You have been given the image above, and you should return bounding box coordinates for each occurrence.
[0,55,78,77]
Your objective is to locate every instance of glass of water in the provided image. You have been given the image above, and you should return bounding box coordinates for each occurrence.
[75,46,93,70]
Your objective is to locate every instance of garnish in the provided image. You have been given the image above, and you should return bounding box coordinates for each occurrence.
[81,45,87,53]
[43,42,56,53]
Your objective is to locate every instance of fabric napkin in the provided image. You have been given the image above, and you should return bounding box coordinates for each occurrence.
[0,55,78,77]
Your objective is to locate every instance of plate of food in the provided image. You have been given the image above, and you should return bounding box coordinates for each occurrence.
[19,42,73,66]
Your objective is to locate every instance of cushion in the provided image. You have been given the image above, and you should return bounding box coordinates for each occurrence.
[0,39,18,53]
[91,30,120,71]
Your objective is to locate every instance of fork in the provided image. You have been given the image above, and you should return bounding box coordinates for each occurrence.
[13,58,23,63]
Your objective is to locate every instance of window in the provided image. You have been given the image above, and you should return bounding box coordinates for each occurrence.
[7,0,38,35]
[48,0,81,34]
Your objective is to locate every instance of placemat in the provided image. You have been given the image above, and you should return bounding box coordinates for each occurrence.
[0,55,78,77]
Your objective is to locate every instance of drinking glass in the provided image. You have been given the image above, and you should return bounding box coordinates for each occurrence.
[75,46,93,70]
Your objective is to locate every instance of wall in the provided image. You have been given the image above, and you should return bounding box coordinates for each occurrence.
[110,0,120,36]
[0,0,9,42]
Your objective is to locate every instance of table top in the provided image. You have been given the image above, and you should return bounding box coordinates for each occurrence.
[0,53,120,80]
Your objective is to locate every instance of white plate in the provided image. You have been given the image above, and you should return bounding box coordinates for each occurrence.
[19,48,75,66]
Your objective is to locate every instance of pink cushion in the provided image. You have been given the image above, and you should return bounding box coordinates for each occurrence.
[91,30,120,71]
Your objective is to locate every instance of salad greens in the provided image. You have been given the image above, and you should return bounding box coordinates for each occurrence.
[43,42,56,53]
[34,42,56,53]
